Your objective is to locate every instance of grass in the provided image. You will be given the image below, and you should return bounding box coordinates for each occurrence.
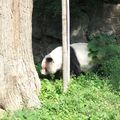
[2,73,120,120]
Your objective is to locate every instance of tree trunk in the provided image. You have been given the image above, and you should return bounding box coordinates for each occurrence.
[0,0,41,111]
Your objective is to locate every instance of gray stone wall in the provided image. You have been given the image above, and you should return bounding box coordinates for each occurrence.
[32,1,120,63]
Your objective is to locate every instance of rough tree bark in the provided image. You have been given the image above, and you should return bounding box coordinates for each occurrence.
[0,0,41,111]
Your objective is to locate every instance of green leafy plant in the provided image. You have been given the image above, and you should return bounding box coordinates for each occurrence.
[88,33,119,64]
[99,56,120,91]
[35,63,42,78]
[88,33,120,91]
[2,74,120,120]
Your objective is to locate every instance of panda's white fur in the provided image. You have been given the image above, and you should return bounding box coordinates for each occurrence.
[41,43,93,76]
[70,43,93,72]
[41,47,62,75]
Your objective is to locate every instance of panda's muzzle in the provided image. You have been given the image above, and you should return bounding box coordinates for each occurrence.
[41,57,53,75]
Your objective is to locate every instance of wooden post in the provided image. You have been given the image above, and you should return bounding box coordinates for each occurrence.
[62,0,70,92]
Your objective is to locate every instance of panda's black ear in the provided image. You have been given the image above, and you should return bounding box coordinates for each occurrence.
[46,57,53,62]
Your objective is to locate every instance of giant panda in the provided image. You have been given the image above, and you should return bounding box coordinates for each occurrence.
[41,43,94,77]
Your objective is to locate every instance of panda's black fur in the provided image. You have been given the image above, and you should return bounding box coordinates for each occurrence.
[70,46,81,76]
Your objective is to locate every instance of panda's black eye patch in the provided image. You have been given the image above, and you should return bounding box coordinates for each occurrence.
[46,57,53,62]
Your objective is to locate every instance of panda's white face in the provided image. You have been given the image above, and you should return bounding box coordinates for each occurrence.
[41,57,56,75]
[41,47,62,75]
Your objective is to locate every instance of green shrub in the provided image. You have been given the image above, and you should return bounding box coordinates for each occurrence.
[88,33,119,64]
[99,56,120,91]
[88,33,120,91]
[35,63,42,78]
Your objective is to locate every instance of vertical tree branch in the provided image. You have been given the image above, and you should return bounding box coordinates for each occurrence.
[62,0,70,92]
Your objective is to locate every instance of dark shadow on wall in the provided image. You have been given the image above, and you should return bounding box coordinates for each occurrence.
[32,0,62,64]
[32,0,120,62]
